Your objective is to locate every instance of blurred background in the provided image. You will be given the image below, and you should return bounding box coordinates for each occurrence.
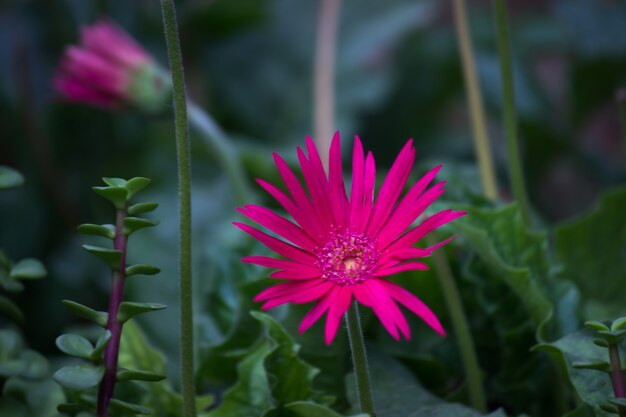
[0,0,625,412]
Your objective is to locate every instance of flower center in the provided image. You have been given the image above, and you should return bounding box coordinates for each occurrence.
[315,230,379,286]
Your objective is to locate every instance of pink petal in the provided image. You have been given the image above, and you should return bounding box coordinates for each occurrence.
[299,287,339,334]
[254,279,325,302]
[349,136,365,228]
[374,262,429,276]
[385,209,466,253]
[270,269,321,279]
[366,140,415,237]
[324,286,352,345]
[357,151,376,230]
[238,205,317,250]
[233,222,316,264]
[297,147,335,230]
[354,282,400,340]
[261,281,333,309]
[381,280,445,336]
[328,133,349,227]
[379,247,432,263]
[366,279,411,339]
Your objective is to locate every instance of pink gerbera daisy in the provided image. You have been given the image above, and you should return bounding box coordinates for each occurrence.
[235,133,465,345]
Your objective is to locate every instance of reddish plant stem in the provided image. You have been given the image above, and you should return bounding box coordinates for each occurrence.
[609,345,626,400]
[97,208,128,417]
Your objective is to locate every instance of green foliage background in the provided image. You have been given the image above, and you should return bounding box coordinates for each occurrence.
[0,0,626,416]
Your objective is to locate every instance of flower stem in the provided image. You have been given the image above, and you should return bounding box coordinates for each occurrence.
[616,89,626,160]
[451,0,498,200]
[493,0,531,226]
[609,345,626,398]
[159,1,197,416]
[345,301,376,417]
[429,238,486,412]
[187,103,249,206]
[314,0,341,169]
[97,208,128,417]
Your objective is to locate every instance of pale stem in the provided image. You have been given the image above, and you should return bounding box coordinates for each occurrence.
[345,301,376,416]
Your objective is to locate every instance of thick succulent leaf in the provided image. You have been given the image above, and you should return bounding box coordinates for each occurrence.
[102,178,128,187]
[77,224,116,239]
[92,330,112,361]
[2,378,66,416]
[62,300,108,327]
[92,186,128,209]
[55,334,94,360]
[108,398,151,415]
[555,187,626,320]
[53,364,104,390]
[82,245,122,269]
[116,368,166,382]
[125,264,161,277]
[128,202,159,215]
[123,217,159,236]
[534,328,619,417]
[0,166,24,189]
[9,258,46,280]
[117,302,166,324]
[124,177,151,198]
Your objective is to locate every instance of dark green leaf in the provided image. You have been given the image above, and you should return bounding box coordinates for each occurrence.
[9,258,46,280]
[125,264,161,277]
[92,186,128,209]
[0,295,24,325]
[92,331,112,360]
[128,202,159,215]
[123,217,159,236]
[53,364,104,390]
[3,378,66,416]
[124,177,151,198]
[117,302,166,324]
[573,361,611,373]
[555,187,626,320]
[77,224,116,239]
[0,166,24,189]
[585,321,610,332]
[56,334,94,360]
[612,317,626,331]
[62,300,108,327]
[116,368,166,382]
[286,402,368,417]
[82,245,122,269]
[108,398,151,415]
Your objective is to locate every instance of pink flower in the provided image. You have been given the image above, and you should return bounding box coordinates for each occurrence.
[53,20,169,112]
[235,133,466,345]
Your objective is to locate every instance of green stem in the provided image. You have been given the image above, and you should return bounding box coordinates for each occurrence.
[616,89,626,159]
[493,0,531,226]
[451,0,498,200]
[430,238,486,412]
[345,302,376,417]
[159,2,196,416]
[187,103,250,206]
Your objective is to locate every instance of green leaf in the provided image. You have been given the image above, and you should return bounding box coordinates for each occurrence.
[555,187,626,320]
[9,258,46,280]
[56,334,94,360]
[128,202,159,215]
[585,321,610,332]
[62,300,108,327]
[572,361,611,373]
[0,295,25,325]
[124,177,151,198]
[53,364,104,390]
[82,245,122,269]
[534,328,620,416]
[77,224,116,239]
[453,203,554,340]
[125,264,160,277]
[252,311,319,404]
[612,317,626,331]
[102,177,127,187]
[92,186,128,209]
[92,331,112,360]
[109,398,151,415]
[117,302,167,324]
[116,368,166,382]
[0,166,24,189]
[286,402,368,417]
[123,217,159,236]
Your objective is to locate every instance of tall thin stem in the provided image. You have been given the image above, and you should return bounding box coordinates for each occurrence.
[345,302,376,417]
[609,345,626,416]
[616,89,626,159]
[429,238,486,412]
[451,0,498,200]
[97,208,128,417]
[187,103,249,206]
[159,1,197,416]
[314,0,341,169]
[493,0,531,226]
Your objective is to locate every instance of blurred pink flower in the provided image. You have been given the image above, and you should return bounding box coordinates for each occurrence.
[54,20,169,112]
[235,133,465,344]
